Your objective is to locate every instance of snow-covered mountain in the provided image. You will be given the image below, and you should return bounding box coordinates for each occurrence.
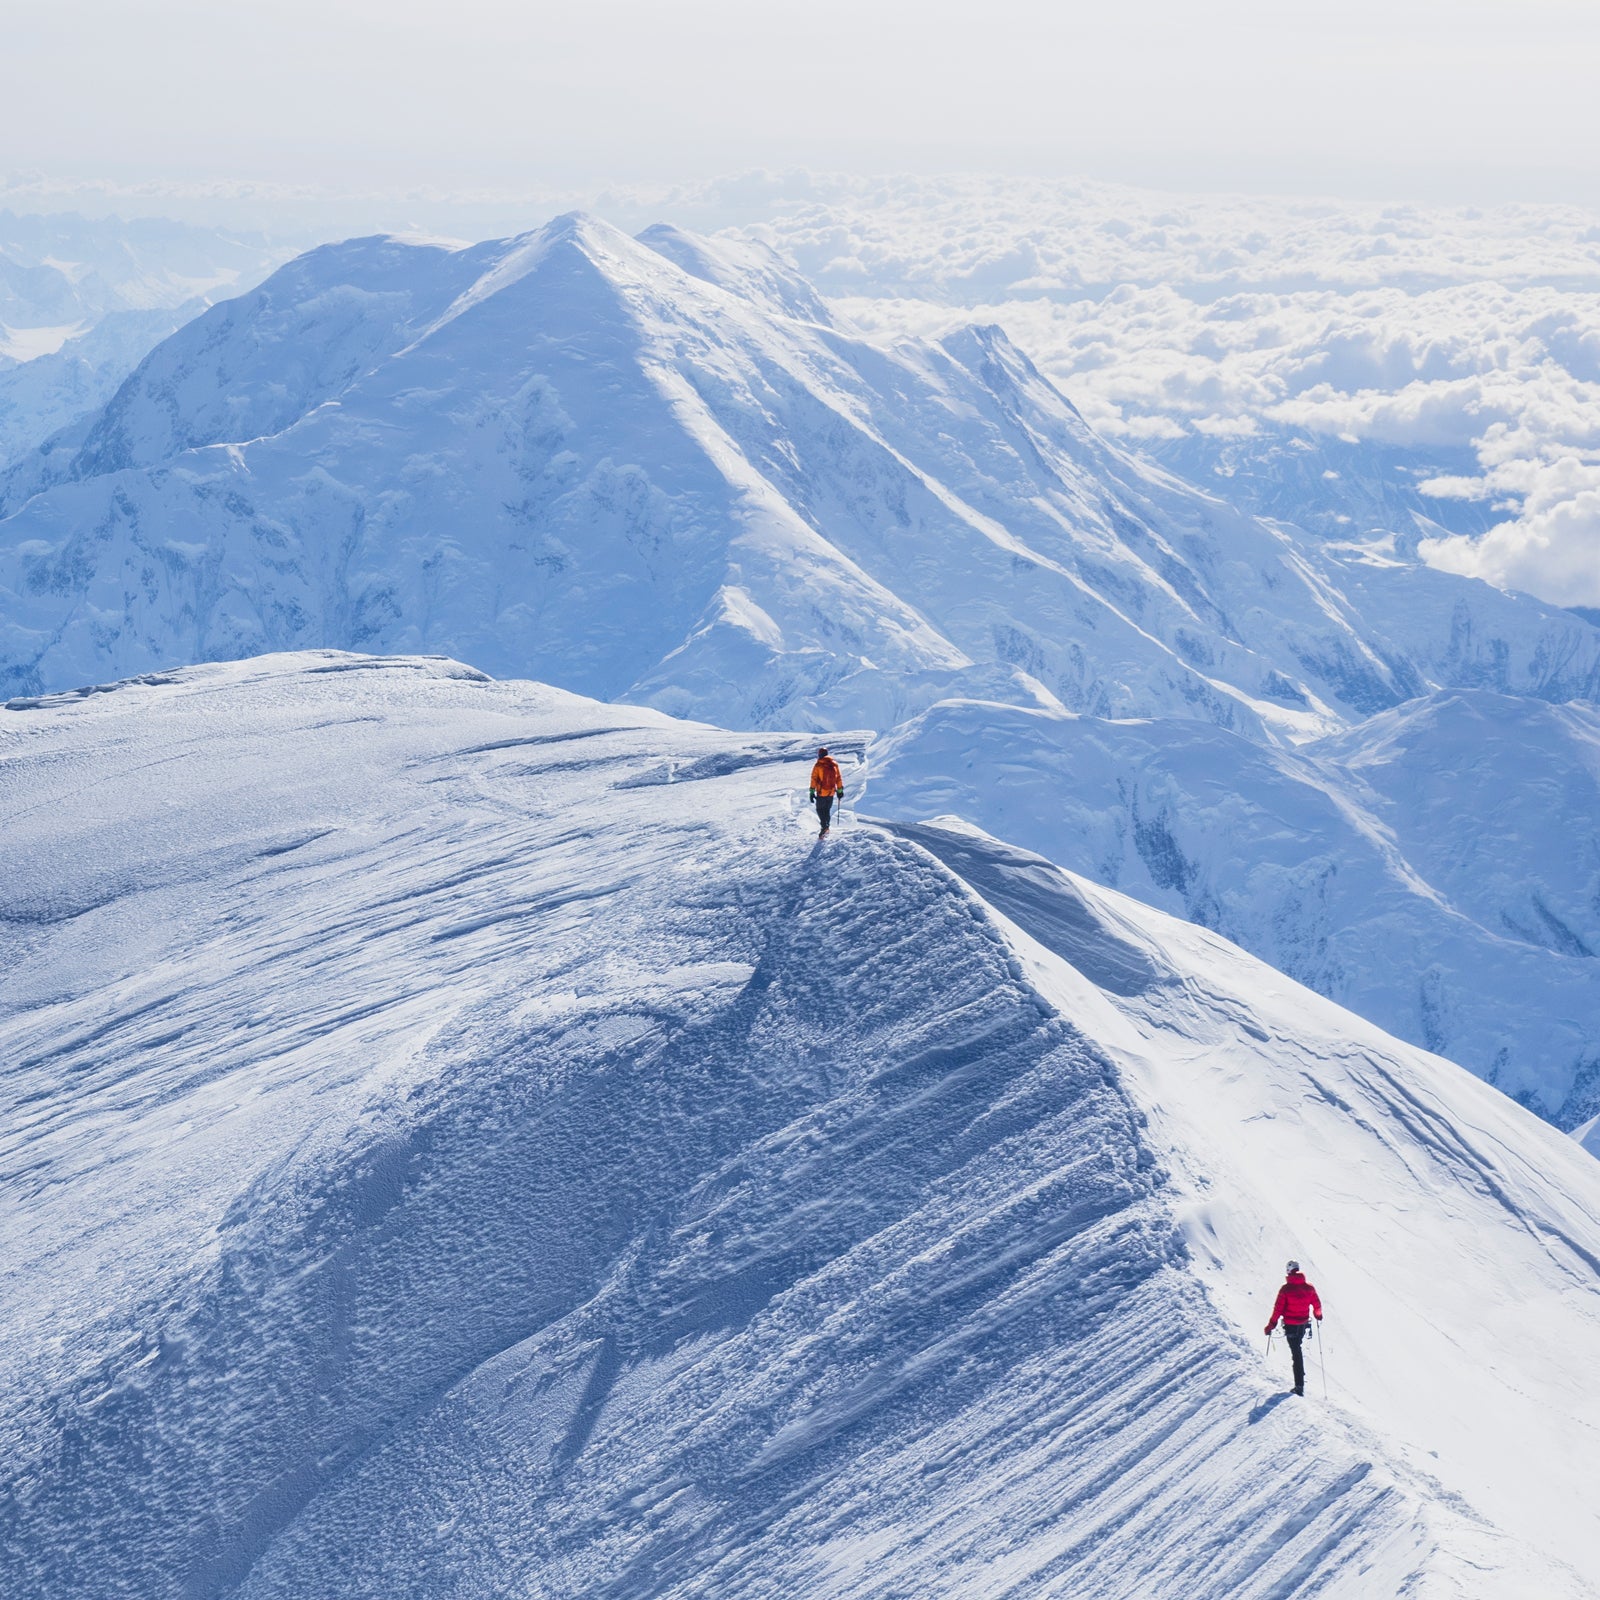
[4,654,1599,1598]
[2,213,1596,726]
[0,212,299,473]
[1,213,1597,1123]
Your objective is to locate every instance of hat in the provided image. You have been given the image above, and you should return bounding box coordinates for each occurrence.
[817,746,829,755]
[1285,1259,1300,1274]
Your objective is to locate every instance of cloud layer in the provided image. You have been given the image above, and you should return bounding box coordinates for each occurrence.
[713,174,1600,607]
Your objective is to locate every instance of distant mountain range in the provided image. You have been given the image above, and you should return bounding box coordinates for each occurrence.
[0,212,297,470]
[0,209,288,335]
[1,213,1596,1125]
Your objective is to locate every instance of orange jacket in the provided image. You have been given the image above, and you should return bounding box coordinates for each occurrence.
[810,756,843,797]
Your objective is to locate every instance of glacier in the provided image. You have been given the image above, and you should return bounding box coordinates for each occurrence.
[0,212,1597,1124]
[4,653,1599,1598]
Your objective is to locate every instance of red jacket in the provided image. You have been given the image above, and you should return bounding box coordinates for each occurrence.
[1265,1272,1322,1332]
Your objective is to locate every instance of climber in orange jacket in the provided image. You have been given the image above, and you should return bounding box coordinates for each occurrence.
[809,747,845,837]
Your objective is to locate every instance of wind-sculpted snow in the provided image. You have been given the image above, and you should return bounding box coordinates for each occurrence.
[897,817,1600,1597]
[5,654,1600,1598]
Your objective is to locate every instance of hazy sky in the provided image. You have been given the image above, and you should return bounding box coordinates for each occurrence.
[6,0,1600,208]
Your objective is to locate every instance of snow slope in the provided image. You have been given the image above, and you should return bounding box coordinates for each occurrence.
[4,653,1599,1598]
[870,690,1600,1122]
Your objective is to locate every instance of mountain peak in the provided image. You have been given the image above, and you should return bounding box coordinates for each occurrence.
[411,211,654,335]
[635,222,833,324]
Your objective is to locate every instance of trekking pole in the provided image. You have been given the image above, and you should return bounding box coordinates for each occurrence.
[1316,1321,1328,1399]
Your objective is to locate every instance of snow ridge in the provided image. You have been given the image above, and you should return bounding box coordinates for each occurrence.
[4,655,1598,1598]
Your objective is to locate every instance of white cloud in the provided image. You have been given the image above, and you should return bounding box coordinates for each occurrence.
[1193,414,1260,438]
[747,176,1600,607]
[1422,491,1600,608]
[1269,375,1518,449]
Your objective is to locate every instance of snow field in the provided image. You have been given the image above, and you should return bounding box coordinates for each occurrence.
[5,655,1599,1596]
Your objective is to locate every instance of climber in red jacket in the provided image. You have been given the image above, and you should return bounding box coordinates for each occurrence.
[1265,1261,1323,1396]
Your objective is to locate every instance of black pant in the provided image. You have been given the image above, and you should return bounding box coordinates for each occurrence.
[1284,1322,1311,1391]
[815,793,835,831]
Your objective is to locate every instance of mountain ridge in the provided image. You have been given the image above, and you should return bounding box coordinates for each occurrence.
[4,652,1599,1597]
[1,213,1598,1121]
